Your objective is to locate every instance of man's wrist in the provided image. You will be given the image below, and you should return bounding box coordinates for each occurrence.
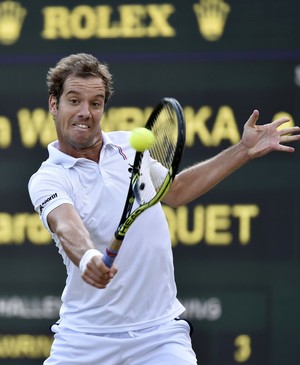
[79,249,102,274]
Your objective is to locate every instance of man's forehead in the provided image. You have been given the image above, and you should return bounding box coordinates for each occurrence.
[63,76,105,94]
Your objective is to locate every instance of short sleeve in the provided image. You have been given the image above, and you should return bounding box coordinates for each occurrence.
[28,166,74,232]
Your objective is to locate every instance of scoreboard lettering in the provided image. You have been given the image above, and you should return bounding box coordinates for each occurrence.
[42,4,176,39]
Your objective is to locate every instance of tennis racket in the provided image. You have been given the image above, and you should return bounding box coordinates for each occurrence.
[102,97,186,268]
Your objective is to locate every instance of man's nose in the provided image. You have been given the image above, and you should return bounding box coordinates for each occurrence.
[78,102,91,118]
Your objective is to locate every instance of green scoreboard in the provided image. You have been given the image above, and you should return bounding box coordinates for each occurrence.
[0,0,300,364]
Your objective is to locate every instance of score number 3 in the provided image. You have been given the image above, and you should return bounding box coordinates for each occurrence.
[234,334,252,362]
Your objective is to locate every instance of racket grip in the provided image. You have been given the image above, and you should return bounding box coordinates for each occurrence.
[102,247,118,268]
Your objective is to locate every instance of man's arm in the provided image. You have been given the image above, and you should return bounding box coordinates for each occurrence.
[164,110,300,207]
[47,203,117,288]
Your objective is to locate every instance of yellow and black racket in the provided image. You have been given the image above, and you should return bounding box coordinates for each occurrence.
[102,97,186,267]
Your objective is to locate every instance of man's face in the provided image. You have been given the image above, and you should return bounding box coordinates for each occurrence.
[49,75,106,154]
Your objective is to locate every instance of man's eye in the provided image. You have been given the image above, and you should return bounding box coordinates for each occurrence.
[92,102,102,108]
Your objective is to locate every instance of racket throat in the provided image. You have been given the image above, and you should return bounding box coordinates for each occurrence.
[133,180,145,205]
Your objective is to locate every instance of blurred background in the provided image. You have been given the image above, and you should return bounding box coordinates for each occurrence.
[0,0,300,364]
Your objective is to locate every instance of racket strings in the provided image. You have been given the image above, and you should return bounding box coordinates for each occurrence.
[151,105,178,169]
[137,105,178,204]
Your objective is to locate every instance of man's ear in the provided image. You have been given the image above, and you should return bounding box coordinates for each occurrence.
[49,95,58,116]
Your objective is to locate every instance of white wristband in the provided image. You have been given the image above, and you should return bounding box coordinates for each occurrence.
[79,249,102,274]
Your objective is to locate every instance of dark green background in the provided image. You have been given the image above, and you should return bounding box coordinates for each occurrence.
[0,1,300,364]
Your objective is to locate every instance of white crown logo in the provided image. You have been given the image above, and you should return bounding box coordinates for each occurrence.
[193,0,230,41]
[0,0,27,45]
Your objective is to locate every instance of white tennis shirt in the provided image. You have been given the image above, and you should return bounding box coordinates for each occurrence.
[28,131,185,333]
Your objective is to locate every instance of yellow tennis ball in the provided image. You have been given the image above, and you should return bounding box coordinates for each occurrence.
[129,128,155,152]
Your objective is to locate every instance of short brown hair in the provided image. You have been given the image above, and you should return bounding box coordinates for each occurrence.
[47,53,114,104]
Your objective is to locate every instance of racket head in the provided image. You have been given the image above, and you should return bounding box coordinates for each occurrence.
[135,97,186,205]
[146,97,185,179]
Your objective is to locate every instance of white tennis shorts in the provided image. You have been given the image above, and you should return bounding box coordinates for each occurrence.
[44,318,198,365]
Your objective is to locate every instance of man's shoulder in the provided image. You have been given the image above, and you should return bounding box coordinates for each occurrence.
[29,160,65,185]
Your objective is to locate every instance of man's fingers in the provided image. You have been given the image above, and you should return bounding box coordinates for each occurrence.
[278,126,300,137]
[82,257,117,289]
[82,268,112,288]
[109,265,118,278]
[82,274,109,289]
[272,117,291,129]
[244,109,259,128]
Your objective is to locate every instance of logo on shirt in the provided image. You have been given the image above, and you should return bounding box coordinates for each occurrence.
[111,144,127,160]
[39,193,58,214]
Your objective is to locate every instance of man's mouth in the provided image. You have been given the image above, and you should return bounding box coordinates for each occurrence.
[74,123,90,129]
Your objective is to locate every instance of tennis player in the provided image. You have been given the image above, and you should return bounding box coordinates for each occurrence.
[28,53,300,365]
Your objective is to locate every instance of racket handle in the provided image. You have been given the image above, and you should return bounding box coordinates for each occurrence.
[102,236,123,268]
[102,247,118,268]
